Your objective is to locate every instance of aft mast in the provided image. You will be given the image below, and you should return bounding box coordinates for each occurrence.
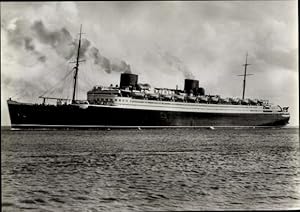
[238,52,253,100]
[72,25,84,104]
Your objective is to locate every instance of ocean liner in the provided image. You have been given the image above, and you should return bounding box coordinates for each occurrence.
[7,26,290,129]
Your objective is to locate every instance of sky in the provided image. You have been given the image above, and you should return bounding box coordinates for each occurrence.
[1,1,298,126]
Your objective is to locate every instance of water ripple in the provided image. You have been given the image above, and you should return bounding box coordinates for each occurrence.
[2,128,300,211]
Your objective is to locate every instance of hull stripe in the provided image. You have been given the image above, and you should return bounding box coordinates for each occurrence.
[11,124,284,128]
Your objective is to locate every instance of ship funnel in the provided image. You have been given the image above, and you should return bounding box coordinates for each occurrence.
[120,73,138,89]
[198,87,205,96]
[184,79,199,94]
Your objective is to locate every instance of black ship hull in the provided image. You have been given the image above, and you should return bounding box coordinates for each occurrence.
[7,101,290,129]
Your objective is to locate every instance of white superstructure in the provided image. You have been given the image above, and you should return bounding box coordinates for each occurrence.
[87,88,286,115]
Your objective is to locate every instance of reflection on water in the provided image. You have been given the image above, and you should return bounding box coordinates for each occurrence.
[2,128,300,211]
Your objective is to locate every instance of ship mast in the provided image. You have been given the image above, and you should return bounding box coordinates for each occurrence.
[72,25,84,104]
[238,52,253,100]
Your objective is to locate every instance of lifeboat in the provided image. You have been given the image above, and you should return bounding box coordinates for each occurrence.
[147,93,159,100]
[229,98,240,105]
[219,97,230,104]
[161,94,173,101]
[187,95,197,102]
[174,94,185,102]
[210,96,219,103]
[198,95,208,103]
[131,91,145,99]
[241,98,250,105]
[137,83,151,90]
[249,99,258,105]
[73,100,89,109]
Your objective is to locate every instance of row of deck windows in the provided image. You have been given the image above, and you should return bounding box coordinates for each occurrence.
[93,98,130,103]
[118,99,130,102]
[91,98,261,110]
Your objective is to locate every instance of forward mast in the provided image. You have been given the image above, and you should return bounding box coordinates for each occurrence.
[72,24,84,103]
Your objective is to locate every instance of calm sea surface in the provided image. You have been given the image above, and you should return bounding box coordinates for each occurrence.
[1,127,300,211]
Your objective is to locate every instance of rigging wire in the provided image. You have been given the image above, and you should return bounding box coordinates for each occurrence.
[9,61,72,100]
[41,69,74,98]
[39,68,75,98]
[64,72,73,101]
[63,76,69,100]
[87,59,99,86]
[77,63,88,100]
[10,29,82,102]
[10,89,26,101]
[76,72,78,100]
[59,70,73,99]
[43,60,73,80]
[81,62,94,89]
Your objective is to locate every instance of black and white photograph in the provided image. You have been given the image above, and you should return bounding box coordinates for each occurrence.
[1,1,299,211]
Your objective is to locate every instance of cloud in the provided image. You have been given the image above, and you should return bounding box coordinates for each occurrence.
[256,48,298,71]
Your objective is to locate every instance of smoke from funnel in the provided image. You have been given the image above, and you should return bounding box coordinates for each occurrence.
[156,46,195,79]
[162,51,195,79]
[5,19,47,63]
[111,60,131,73]
[31,20,76,60]
[23,36,46,62]
[24,37,34,51]
[3,19,133,74]
[89,47,132,74]
[30,20,133,74]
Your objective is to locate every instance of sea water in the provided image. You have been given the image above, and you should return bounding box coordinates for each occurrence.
[1,127,300,211]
